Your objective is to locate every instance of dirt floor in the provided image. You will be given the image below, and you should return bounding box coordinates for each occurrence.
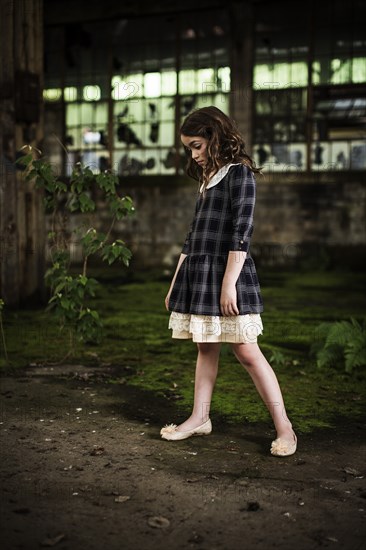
[1,363,365,550]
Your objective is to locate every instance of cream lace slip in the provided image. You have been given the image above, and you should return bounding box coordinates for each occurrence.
[168,311,263,343]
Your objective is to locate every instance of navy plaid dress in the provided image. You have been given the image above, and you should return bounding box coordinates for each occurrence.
[168,163,264,317]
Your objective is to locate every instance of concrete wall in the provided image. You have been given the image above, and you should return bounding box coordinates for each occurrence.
[46,171,366,273]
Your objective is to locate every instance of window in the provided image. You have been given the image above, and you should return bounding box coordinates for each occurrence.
[252,0,366,171]
[43,10,231,176]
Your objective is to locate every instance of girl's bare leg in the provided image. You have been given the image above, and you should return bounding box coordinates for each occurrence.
[175,342,221,432]
[231,342,295,442]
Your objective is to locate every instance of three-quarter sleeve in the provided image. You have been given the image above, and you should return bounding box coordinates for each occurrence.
[229,164,256,252]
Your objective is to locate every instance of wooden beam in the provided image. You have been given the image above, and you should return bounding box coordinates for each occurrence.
[44,0,225,26]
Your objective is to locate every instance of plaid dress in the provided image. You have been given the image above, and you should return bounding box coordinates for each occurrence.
[168,163,264,343]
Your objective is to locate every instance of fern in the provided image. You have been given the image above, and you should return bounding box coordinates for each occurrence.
[310,317,366,373]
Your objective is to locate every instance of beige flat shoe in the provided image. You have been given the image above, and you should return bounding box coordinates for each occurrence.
[270,431,297,457]
[160,418,212,441]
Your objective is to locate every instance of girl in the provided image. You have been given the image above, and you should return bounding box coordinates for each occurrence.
[161,106,297,457]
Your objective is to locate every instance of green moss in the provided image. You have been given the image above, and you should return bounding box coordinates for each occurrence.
[1,269,365,433]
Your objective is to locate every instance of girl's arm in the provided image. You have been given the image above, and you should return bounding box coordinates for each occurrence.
[165,253,187,311]
[220,251,247,316]
[220,165,255,316]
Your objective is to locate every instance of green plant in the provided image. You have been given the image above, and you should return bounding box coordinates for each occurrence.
[268,348,287,368]
[310,317,366,373]
[16,145,135,360]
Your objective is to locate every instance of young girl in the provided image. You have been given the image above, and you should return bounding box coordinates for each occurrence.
[161,106,297,457]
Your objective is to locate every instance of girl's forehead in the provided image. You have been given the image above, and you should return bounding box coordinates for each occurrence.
[181,134,206,145]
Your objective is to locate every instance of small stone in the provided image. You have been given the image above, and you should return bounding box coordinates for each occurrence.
[343,467,361,476]
[114,495,130,503]
[147,516,170,529]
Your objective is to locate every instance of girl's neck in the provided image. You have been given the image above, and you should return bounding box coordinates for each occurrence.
[207,161,229,180]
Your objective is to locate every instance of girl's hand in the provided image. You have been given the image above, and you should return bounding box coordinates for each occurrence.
[220,283,239,316]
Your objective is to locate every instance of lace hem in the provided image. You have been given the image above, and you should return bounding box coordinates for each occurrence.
[168,311,263,343]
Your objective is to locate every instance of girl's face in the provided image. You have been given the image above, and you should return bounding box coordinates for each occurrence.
[181,134,209,168]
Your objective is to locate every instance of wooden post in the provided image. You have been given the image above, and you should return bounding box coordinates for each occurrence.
[0,0,45,307]
[306,0,315,172]
[174,14,182,174]
[228,1,255,154]
[0,0,19,306]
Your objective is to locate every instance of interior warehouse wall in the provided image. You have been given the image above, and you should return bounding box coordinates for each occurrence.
[45,172,366,273]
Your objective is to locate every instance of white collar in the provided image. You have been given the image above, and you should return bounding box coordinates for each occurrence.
[200,163,241,193]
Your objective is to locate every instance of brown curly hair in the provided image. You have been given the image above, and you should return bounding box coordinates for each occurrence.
[180,106,261,192]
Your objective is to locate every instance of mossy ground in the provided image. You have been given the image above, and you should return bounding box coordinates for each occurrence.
[1,266,365,434]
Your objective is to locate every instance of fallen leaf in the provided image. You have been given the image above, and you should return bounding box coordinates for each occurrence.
[147,516,170,529]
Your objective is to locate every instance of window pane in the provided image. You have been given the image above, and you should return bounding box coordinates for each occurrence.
[161,71,177,96]
[331,59,352,84]
[44,88,62,102]
[112,75,144,100]
[352,58,366,83]
[218,66,230,91]
[66,105,80,126]
[83,85,101,101]
[114,99,145,122]
[144,72,161,98]
[64,87,78,102]
[179,70,197,94]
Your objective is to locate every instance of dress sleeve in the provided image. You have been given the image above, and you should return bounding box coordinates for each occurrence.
[229,164,256,252]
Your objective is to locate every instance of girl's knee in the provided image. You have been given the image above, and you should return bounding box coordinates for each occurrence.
[231,343,259,368]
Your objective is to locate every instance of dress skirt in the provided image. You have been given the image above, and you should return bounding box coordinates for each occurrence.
[168,311,263,343]
[167,164,264,344]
